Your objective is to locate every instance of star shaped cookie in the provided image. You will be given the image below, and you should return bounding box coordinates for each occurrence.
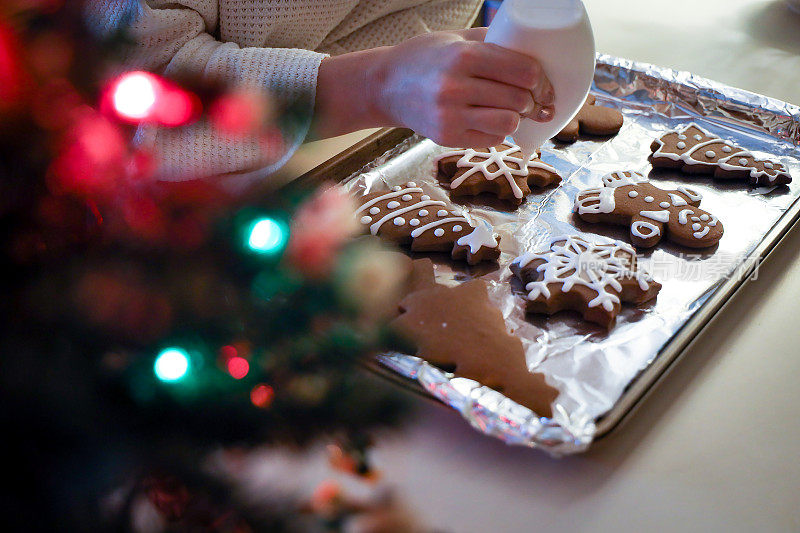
[510,236,661,328]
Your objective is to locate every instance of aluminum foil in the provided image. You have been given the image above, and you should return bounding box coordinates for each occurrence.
[341,55,800,456]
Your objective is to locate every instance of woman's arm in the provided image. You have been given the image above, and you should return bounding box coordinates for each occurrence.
[315,28,554,148]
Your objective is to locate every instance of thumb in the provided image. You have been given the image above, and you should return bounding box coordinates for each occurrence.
[452,26,488,41]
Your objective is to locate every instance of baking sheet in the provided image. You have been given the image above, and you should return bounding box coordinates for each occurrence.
[342,55,800,455]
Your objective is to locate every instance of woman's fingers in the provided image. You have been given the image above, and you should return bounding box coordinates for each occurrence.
[462,107,520,137]
[462,79,535,114]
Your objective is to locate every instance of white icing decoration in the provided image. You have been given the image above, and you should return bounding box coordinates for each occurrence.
[421,195,431,201]
[628,191,639,198]
[705,150,716,158]
[368,198,446,235]
[722,145,732,153]
[739,158,749,165]
[434,228,444,237]
[357,187,424,214]
[369,207,380,215]
[640,210,670,223]
[692,223,701,231]
[677,208,694,225]
[401,194,412,201]
[437,210,448,217]
[765,162,774,169]
[659,201,670,208]
[455,221,497,254]
[677,142,686,149]
[694,226,710,239]
[602,171,643,188]
[409,218,420,226]
[707,215,718,227]
[391,186,402,191]
[678,134,687,140]
[693,134,703,141]
[677,186,702,202]
[411,217,468,239]
[700,214,710,221]
[387,201,400,209]
[418,210,429,217]
[644,196,654,203]
[360,216,372,224]
[668,193,688,207]
[631,220,661,239]
[394,217,405,226]
[407,182,417,187]
[452,225,462,232]
[575,188,616,215]
[434,143,557,200]
[513,236,651,311]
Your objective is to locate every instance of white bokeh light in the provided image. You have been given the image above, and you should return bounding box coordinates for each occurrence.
[112,72,157,120]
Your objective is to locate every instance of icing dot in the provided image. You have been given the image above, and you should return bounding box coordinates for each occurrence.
[628,190,639,198]
[360,216,372,224]
[421,195,431,201]
[644,196,654,203]
[739,158,748,165]
[369,207,380,215]
[678,134,687,140]
[437,210,448,217]
[409,218,420,226]
[692,223,702,231]
[700,214,710,221]
[452,225,462,232]
[705,150,716,158]
[434,228,445,237]
[391,186,402,191]
[659,202,670,208]
[765,162,774,169]
[393,217,405,226]
[676,142,686,149]
[407,182,417,187]
[693,134,703,141]
[401,194,412,201]
[418,210,429,217]
[387,201,400,209]
[722,145,732,153]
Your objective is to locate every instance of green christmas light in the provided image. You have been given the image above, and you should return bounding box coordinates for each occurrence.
[246,217,287,254]
[154,347,190,382]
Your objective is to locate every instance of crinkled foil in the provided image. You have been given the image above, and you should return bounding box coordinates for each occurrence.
[341,55,800,456]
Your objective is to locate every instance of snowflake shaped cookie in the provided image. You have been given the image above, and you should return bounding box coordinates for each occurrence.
[355,182,500,264]
[435,142,561,205]
[650,123,792,186]
[575,171,724,248]
[511,236,661,327]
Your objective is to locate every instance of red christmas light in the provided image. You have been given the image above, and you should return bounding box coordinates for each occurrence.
[250,384,274,408]
[104,71,200,127]
[226,356,249,380]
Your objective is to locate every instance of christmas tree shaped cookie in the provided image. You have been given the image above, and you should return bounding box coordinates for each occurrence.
[392,279,559,417]
[575,171,724,248]
[355,182,500,265]
[650,123,792,186]
[435,142,561,205]
[511,236,661,328]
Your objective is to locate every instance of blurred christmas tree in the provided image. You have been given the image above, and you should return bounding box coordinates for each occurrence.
[0,1,415,530]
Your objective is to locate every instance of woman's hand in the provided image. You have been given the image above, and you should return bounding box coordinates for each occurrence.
[314,28,554,147]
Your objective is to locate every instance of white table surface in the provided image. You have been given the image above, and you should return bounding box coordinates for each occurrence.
[280,1,800,531]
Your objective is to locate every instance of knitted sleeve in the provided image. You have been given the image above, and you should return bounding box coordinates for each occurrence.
[117,1,328,182]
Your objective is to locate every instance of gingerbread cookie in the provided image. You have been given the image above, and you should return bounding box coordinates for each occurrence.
[650,123,792,186]
[356,182,500,264]
[435,142,561,205]
[554,95,624,142]
[511,236,661,328]
[391,279,559,417]
[575,171,723,248]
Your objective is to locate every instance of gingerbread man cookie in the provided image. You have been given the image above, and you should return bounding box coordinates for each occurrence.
[435,142,561,205]
[650,123,792,186]
[356,182,500,264]
[575,171,724,248]
[554,95,624,142]
[392,279,559,417]
[511,236,661,328]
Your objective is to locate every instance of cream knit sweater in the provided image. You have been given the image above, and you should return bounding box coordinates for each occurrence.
[105,0,483,181]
